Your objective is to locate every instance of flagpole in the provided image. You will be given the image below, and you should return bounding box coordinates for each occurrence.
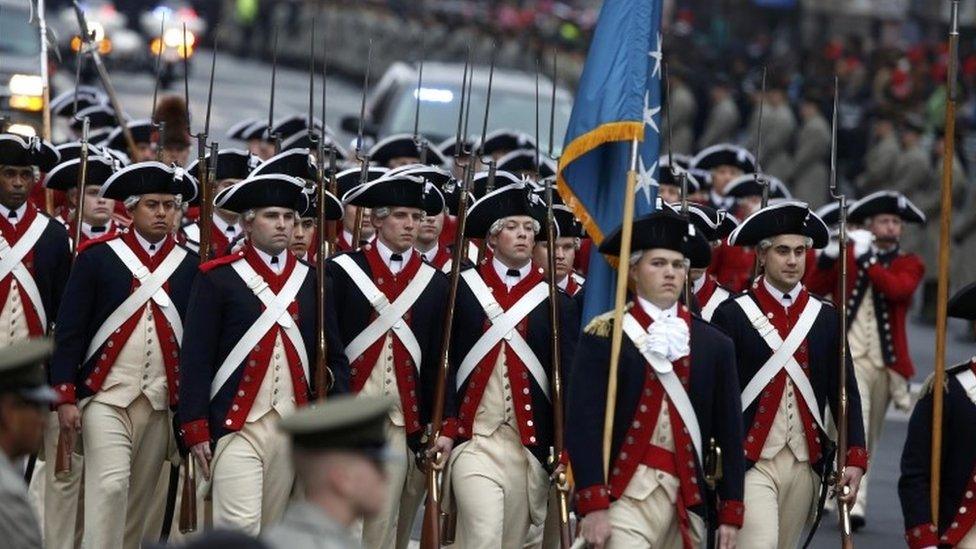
[602,138,641,476]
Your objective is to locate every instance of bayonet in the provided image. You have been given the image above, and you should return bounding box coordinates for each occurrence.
[755,66,768,206]
[412,58,428,164]
[268,28,280,153]
[351,40,374,248]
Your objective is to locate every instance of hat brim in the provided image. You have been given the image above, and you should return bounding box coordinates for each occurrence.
[727,201,829,248]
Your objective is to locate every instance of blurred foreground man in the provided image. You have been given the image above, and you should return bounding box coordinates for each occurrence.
[711,202,868,548]
[263,395,394,549]
[0,338,57,549]
[567,210,745,549]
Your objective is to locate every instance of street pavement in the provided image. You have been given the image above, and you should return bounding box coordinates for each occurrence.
[59,51,976,549]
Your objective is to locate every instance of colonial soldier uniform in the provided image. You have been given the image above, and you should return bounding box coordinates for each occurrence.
[442,181,579,548]
[710,202,868,548]
[567,210,745,548]
[49,162,199,549]
[263,395,396,549]
[396,164,477,271]
[807,191,925,524]
[690,144,756,213]
[101,120,159,163]
[180,149,258,257]
[899,282,976,548]
[658,155,702,205]
[178,174,344,535]
[685,203,734,321]
[335,166,389,253]
[325,173,447,548]
[45,154,119,248]
[226,118,275,161]
[70,105,120,145]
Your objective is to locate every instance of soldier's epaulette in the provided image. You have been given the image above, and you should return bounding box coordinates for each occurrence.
[200,250,244,273]
[584,303,634,337]
[76,232,120,254]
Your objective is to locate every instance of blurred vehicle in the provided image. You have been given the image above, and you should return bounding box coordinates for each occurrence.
[52,1,143,76]
[340,62,573,154]
[140,2,207,89]
[0,0,43,137]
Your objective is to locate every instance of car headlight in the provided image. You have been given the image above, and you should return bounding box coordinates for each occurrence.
[8,74,43,97]
[163,27,194,49]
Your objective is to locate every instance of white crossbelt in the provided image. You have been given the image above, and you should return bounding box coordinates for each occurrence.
[210,260,309,399]
[700,286,730,322]
[84,240,187,363]
[735,294,825,430]
[956,367,976,405]
[0,215,50,331]
[456,269,550,398]
[621,313,703,463]
[332,254,433,371]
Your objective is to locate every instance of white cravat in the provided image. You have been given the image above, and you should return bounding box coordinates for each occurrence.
[763,277,801,310]
[134,230,163,257]
[493,257,530,290]
[255,247,287,274]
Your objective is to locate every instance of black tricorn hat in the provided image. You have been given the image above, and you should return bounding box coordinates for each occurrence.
[102,120,157,152]
[552,204,584,239]
[495,149,556,179]
[690,144,756,174]
[71,104,121,131]
[0,134,60,171]
[368,134,447,167]
[948,282,976,320]
[227,118,264,141]
[100,161,198,202]
[659,155,702,193]
[814,201,841,227]
[343,173,444,216]
[724,173,792,200]
[727,201,829,249]
[475,129,536,157]
[44,155,117,191]
[599,208,693,256]
[214,174,308,213]
[296,186,344,221]
[464,180,547,238]
[186,149,258,183]
[686,230,713,269]
[251,149,317,181]
[848,190,925,225]
[334,166,389,198]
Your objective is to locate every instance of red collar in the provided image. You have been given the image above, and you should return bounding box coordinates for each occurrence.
[564,274,581,296]
[0,204,38,241]
[695,275,718,302]
[243,242,297,293]
[121,229,176,270]
[629,298,691,331]
[364,242,422,285]
[478,260,545,309]
[750,276,811,329]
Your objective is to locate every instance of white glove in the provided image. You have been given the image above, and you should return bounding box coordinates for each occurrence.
[849,229,874,258]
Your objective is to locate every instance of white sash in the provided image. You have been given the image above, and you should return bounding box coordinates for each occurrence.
[734,294,825,430]
[621,313,703,462]
[956,367,976,405]
[332,254,433,371]
[700,286,729,322]
[84,240,188,362]
[456,270,550,398]
[210,261,309,399]
[0,215,50,330]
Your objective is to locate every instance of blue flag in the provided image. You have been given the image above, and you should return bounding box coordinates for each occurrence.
[556,0,663,325]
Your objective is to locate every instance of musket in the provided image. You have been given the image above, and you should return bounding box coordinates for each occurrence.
[542,49,572,549]
[321,39,338,253]
[664,63,693,306]
[267,28,281,154]
[474,49,497,264]
[351,40,373,248]
[72,1,137,160]
[827,77,855,549]
[749,67,768,280]
[35,0,55,214]
[420,56,477,549]
[150,15,166,162]
[412,58,429,165]
[932,0,961,528]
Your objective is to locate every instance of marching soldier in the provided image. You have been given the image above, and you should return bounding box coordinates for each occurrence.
[50,162,199,549]
[263,395,395,549]
[532,204,585,310]
[177,174,345,535]
[400,165,475,270]
[710,201,868,548]
[685,203,734,321]
[45,155,119,247]
[102,120,160,163]
[0,133,68,345]
[697,76,740,150]
[227,118,276,161]
[325,173,448,549]
[438,181,579,548]
[181,149,257,257]
[898,281,976,548]
[368,135,448,169]
[567,209,745,549]
[0,338,59,549]
[334,167,388,252]
[657,156,701,205]
[806,190,925,527]
[475,130,537,162]
[290,200,317,263]
[690,144,756,212]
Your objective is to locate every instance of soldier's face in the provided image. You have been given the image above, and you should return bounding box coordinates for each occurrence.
[129,194,178,242]
[134,143,156,162]
[759,234,808,291]
[489,216,536,267]
[386,157,420,169]
[372,207,422,253]
[689,267,706,282]
[343,205,375,240]
[630,248,686,309]
[0,165,36,210]
[245,207,296,256]
[68,185,115,226]
[290,218,315,258]
[533,238,576,282]
[866,214,902,247]
[417,211,444,245]
[659,185,680,204]
[710,166,743,195]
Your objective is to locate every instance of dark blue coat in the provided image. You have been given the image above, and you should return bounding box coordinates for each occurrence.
[899,360,976,548]
[710,289,867,475]
[50,233,197,403]
[566,312,745,521]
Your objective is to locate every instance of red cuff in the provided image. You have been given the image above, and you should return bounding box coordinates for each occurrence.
[54,383,76,405]
[575,484,611,516]
[440,417,459,440]
[718,500,745,528]
[558,449,570,467]
[180,419,210,447]
[846,446,869,472]
[904,523,939,549]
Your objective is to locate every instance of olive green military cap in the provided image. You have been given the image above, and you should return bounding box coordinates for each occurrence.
[0,338,58,404]
[279,395,393,454]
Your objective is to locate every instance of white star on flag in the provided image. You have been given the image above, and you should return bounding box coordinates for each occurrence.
[643,91,660,134]
[649,32,663,79]
[635,157,658,204]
